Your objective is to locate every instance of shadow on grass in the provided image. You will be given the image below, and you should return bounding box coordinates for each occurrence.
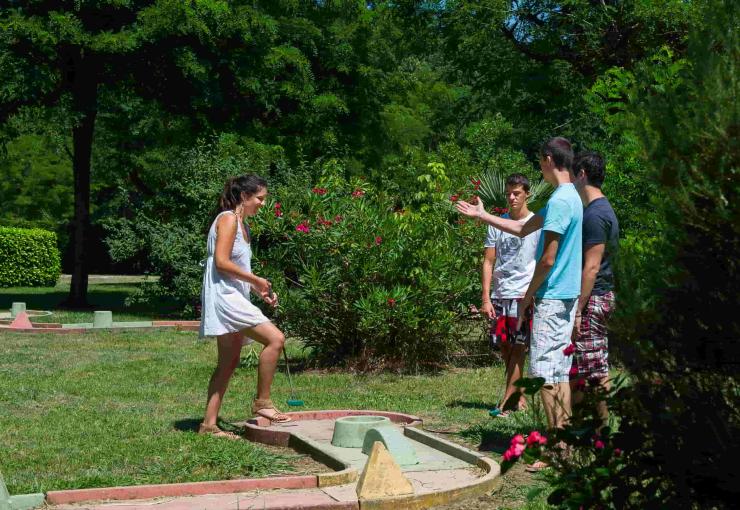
[173,418,202,433]
[173,418,244,434]
[459,425,514,454]
[446,399,496,410]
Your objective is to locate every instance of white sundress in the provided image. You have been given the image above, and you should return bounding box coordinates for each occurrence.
[199,211,269,338]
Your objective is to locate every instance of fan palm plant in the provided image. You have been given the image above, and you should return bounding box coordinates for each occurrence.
[477,167,553,212]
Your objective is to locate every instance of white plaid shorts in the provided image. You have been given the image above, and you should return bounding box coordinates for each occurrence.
[529,298,578,384]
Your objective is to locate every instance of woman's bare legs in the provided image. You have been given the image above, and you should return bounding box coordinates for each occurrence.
[203,332,244,427]
[244,321,285,401]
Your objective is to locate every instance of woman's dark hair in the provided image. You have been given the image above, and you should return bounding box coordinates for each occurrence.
[505,173,531,193]
[218,174,267,212]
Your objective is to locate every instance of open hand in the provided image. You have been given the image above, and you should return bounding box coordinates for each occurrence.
[455,197,484,218]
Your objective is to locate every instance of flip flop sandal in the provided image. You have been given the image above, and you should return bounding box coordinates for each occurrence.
[252,398,292,423]
[198,423,241,440]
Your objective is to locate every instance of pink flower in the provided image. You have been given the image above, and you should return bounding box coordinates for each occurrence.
[594,440,605,449]
[510,434,525,446]
[352,189,365,198]
[311,187,327,195]
[526,431,542,446]
[295,222,310,233]
[526,431,549,446]
[569,366,579,377]
[375,236,382,245]
[450,194,459,202]
[387,298,396,307]
[274,202,282,209]
[575,378,587,391]
[563,343,575,356]
[334,215,343,223]
[512,443,525,456]
[614,448,623,457]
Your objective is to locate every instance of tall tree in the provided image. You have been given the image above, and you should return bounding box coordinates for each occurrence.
[0,1,315,306]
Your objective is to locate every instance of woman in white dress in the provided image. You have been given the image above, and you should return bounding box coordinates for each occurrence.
[199,174,291,438]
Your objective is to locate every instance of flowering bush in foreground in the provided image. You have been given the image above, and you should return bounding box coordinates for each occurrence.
[501,376,629,508]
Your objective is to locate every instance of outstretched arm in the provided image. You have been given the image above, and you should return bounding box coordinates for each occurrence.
[456,198,543,237]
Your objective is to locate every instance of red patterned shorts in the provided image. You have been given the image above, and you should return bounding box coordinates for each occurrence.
[571,291,615,379]
[489,299,533,347]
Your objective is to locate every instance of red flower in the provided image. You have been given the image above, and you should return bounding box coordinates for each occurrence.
[352,189,365,198]
[317,217,333,227]
[334,215,343,223]
[575,378,587,391]
[311,187,328,195]
[510,434,525,446]
[296,222,310,233]
[469,177,482,190]
[569,366,579,377]
[450,194,459,202]
[614,448,623,457]
[375,236,382,245]
[594,440,605,449]
[387,298,396,307]
[526,431,542,446]
[563,343,575,356]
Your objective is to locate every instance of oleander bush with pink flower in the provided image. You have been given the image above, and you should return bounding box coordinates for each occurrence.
[252,161,482,369]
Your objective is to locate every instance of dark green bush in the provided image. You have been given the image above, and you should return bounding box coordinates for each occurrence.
[0,226,61,287]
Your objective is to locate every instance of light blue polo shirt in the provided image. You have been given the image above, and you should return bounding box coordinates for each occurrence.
[535,184,583,299]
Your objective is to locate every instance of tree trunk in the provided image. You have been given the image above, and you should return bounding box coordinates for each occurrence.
[65,54,98,308]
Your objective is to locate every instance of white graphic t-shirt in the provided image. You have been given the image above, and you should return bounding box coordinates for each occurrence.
[484,212,541,300]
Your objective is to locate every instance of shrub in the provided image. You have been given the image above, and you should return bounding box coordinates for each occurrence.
[254,162,481,370]
[0,226,61,287]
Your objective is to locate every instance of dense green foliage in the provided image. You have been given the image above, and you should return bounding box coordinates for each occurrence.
[0,226,61,287]
[501,1,739,508]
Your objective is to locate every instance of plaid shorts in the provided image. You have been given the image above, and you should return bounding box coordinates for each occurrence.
[529,298,577,384]
[489,299,532,347]
[571,291,615,379]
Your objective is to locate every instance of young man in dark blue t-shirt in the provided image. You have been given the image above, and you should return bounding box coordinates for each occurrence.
[570,151,620,427]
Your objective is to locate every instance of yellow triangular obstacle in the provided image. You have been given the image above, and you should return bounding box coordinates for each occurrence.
[356,441,414,499]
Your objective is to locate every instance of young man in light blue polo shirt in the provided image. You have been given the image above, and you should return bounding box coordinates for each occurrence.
[456,137,582,448]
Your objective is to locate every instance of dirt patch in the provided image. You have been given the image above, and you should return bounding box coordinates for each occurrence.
[260,443,334,476]
[431,463,544,510]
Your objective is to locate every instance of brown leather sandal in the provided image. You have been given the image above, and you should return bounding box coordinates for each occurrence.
[198,423,241,440]
[252,398,292,423]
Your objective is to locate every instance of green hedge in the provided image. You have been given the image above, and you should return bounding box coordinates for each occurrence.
[0,226,61,287]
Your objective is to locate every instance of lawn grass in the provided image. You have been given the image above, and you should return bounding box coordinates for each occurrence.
[1,280,555,508]
[0,328,549,501]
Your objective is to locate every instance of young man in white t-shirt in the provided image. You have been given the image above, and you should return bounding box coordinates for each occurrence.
[481,174,542,417]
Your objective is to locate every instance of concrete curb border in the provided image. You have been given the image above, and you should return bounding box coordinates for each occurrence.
[45,476,317,505]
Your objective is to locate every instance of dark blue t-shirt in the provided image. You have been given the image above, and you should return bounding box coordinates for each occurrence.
[583,197,619,295]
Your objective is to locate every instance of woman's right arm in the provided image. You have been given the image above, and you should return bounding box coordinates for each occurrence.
[213,213,270,295]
